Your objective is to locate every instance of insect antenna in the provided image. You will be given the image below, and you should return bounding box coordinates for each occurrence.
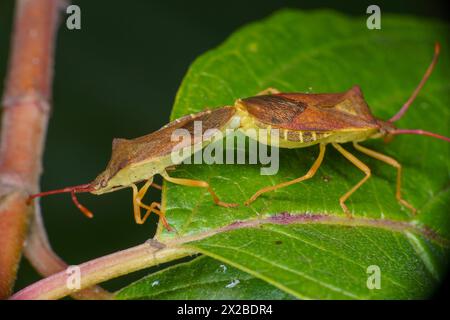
[28,183,94,218]
[389,42,440,122]
[385,42,450,143]
[389,129,450,143]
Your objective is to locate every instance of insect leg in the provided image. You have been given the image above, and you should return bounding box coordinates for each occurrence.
[255,87,281,96]
[131,180,171,230]
[138,201,171,231]
[352,142,416,214]
[244,143,326,206]
[161,171,239,208]
[150,182,162,190]
[135,177,156,206]
[131,184,143,223]
[332,143,371,217]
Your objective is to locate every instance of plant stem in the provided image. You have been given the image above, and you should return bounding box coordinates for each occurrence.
[11,242,195,300]
[0,0,61,298]
[24,206,113,300]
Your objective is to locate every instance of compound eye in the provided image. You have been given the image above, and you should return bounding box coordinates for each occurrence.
[100,179,107,188]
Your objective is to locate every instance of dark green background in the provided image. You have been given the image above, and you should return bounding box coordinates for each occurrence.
[0,0,448,295]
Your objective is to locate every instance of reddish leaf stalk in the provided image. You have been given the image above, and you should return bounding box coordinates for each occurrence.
[0,0,60,298]
[12,243,195,300]
[24,206,113,300]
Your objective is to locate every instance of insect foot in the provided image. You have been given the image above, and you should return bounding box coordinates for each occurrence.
[339,200,353,219]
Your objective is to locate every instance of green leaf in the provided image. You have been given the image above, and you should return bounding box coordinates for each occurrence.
[116,256,294,299]
[137,10,450,299]
[189,225,447,299]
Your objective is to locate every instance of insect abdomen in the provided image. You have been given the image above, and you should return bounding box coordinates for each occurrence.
[278,129,329,148]
[236,105,329,147]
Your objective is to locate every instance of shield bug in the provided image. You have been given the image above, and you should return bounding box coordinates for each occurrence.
[29,43,448,228]
[28,107,240,230]
[235,43,448,216]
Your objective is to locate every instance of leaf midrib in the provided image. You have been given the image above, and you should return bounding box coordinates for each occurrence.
[160,212,449,248]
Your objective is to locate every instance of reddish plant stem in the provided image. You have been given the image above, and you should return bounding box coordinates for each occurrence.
[0,0,110,300]
[12,242,195,300]
[0,0,60,298]
[24,205,113,300]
